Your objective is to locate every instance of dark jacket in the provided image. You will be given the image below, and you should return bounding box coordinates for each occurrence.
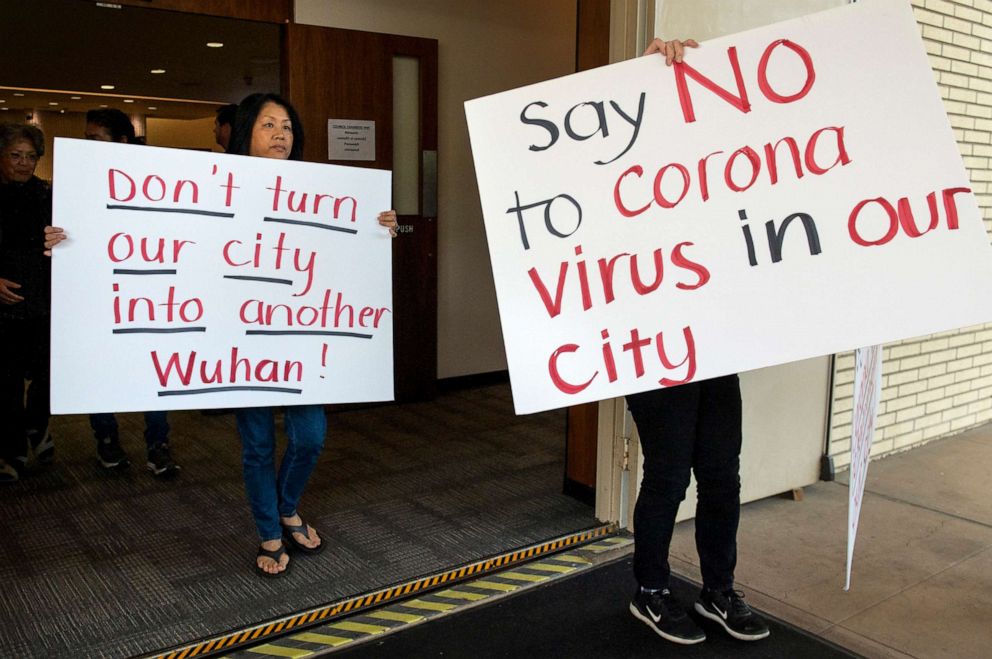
[0,176,52,320]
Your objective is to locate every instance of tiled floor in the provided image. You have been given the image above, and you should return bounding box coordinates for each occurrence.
[668,424,992,659]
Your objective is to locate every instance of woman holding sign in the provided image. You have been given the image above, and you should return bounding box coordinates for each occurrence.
[44,94,397,576]
[226,93,397,577]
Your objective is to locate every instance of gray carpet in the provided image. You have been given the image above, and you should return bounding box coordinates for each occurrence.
[0,384,596,658]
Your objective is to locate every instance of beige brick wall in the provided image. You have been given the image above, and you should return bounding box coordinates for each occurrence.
[828,0,992,469]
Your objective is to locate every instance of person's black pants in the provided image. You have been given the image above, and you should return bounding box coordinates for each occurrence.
[626,374,742,592]
[0,316,51,463]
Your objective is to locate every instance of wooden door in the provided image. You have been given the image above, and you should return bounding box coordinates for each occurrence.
[282,25,439,403]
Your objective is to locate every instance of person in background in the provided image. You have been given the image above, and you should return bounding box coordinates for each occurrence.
[81,107,177,478]
[0,123,54,482]
[214,103,238,152]
[625,38,770,646]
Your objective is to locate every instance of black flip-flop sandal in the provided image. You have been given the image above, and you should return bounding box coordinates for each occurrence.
[255,543,291,578]
[281,519,325,555]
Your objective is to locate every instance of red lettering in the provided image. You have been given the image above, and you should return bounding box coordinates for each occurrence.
[724,146,762,192]
[805,126,851,175]
[849,197,899,246]
[108,168,136,202]
[614,165,651,217]
[657,326,696,387]
[150,350,196,386]
[757,40,816,104]
[674,46,751,124]
[672,242,711,290]
[108,232,133,262]
[528,262,569,318]
[653,163,691,208]
[549,344,596,394]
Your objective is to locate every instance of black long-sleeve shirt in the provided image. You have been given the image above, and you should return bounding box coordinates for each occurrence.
[0,176,52,320]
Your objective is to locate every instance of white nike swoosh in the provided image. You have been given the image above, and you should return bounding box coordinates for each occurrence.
[713,604,729,620]
[647,605,663,623]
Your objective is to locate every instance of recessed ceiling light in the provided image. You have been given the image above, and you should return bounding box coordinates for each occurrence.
[100,104,108,108]
[0,100,5,104]
[13,92,25,97]
[148,106,157,110]
[150,69,166,74]
[1,108,8,111]
[48,102,59,106]
[206,42,224,48]
[60,109,66,114]
[123,99,134,103]
[70,96,81,100]
[100,84,115,90]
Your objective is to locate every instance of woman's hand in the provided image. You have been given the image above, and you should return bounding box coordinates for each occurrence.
[378,210,398,238]
[43,225,66,256]
[643,38,699,65]
[0,278,24,305]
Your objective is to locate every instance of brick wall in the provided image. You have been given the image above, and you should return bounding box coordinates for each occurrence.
[828,0,992,469]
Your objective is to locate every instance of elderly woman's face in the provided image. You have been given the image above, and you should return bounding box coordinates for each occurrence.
[0,138,39,183]
[250,102,293,160]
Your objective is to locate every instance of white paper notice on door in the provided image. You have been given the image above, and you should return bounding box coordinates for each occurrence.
[328,119,376,161]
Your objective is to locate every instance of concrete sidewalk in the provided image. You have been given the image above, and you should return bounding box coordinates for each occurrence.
[668,425,992,659]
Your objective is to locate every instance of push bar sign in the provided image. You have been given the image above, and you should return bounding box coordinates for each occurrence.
[465,0,992,414]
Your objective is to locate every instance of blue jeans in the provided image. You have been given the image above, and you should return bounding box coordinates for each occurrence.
[626,375,743,592]
[236,405,327,541]
[89,412,169,451]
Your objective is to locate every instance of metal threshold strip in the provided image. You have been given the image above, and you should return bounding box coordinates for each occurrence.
[144,523,620,659]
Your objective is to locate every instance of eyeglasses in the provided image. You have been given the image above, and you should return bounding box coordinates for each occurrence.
[5,151,39,164]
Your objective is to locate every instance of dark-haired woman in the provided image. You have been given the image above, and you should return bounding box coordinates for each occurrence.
[228,93,397,577]
[0,123,55,482]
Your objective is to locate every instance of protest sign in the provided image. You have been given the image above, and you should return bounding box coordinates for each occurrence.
[464,0,992,414]
[845,344,884,590]
[50,139,393,413]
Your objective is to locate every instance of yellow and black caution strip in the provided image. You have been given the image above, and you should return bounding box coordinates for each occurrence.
[145,524,623,659]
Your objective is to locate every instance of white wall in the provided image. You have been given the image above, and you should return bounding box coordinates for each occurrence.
[295,0,578,378]
[655,0,848,41]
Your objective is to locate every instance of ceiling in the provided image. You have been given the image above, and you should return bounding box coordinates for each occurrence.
[0,0,280,120]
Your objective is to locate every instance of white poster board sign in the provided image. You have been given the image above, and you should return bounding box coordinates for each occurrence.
[465,0,992,414]
[328,119,376,161]
[51,139,393,413]
[846,344,883,590]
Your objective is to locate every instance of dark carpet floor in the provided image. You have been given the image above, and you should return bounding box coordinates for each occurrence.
[334,556,861,659]
[0,384,595,659]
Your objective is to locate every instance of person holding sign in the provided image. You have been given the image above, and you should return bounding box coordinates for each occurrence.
[225,93,398,577]
[625,39,770,646]
[0,123,55,483]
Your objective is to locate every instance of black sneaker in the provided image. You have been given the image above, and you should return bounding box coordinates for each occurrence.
[96,435,130,470]
[629,587,706,645]
[695,588,770,641]
[28,429,55,465]
[146,443,180,478]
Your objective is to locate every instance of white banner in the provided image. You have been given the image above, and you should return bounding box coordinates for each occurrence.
[846,344,883,590]
[465,0,992,414]
[51,139,393,413]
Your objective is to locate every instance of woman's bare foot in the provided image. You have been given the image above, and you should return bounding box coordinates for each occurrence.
[257,539,289,575]
[281,513,322,550]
